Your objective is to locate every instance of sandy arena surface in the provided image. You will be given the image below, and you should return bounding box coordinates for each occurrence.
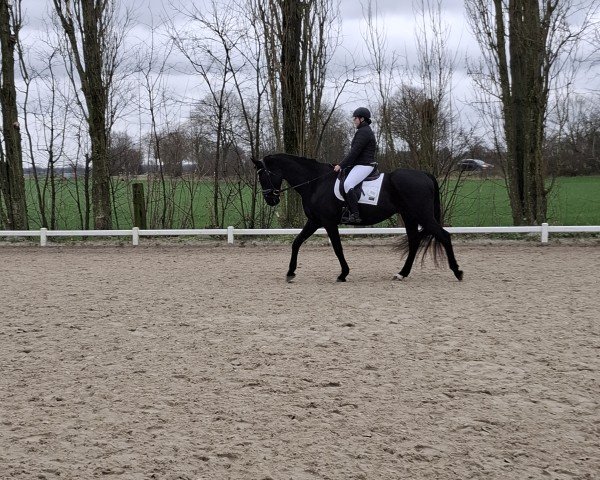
[0,239,599,479]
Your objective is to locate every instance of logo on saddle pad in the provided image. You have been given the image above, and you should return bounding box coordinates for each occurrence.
[334,174,384,206]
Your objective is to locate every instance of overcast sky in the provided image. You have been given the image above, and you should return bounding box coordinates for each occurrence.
[17,0,600,138]
[21,0,474,79]
[15,0,476,132]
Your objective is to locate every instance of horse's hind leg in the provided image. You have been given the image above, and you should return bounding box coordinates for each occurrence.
[395,220,421,280]
[287,219,319,282]
[426,222,463,281]
[324,225,350,282]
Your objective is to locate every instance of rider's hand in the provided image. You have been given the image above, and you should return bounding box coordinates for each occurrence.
[334,165,341,172]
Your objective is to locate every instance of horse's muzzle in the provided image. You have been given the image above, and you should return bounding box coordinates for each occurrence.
[263,190,281,206]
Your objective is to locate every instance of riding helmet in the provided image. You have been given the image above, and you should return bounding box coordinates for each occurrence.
[352,107,371,120]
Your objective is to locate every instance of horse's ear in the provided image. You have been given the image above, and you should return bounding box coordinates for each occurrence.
[252,157,270,171]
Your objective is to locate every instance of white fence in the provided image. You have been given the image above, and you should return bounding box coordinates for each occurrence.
[1,223,599,246]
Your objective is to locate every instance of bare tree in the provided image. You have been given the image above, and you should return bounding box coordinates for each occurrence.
[133,20,180,228]
[21,14,103,231]
[153,129,188,178]
[167,0,347,227]
[30,51,71,229]
[108,131,143,176]
[228,0,270,228]
[391,85,450,172]
[169,0,278,227]
[52,0,128,229]
[361,0,400,163]
[0,0,27,229]
[170,0,240,227]
[465,0,597,225]
[383,0,470,224]
[546,93,600,175]
[257,0,345,226]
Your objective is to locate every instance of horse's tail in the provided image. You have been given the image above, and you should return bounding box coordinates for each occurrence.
[427,173,442,225]
[395,173,445,267]
[425,173,445,266]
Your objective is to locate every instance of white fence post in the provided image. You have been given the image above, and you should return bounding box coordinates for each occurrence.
[227,226,234,244]
[132,227,139,246]
[40,228,47,247]
[541,223,549,243]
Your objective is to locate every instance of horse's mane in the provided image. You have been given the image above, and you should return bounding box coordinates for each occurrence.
[265,153,332,174]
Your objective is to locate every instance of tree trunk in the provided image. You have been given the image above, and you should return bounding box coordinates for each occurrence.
[471,0,552,225]
[82,1,110,229]
[0,0,27,229]
[506,0,548,224]
[505,0,526,224]
[280,0,305,226]
[53,0,112,229]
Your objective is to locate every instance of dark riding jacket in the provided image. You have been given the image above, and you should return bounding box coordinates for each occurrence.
[339,122,377,169]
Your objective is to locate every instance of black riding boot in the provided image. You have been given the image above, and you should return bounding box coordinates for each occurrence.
[346,187,362,223]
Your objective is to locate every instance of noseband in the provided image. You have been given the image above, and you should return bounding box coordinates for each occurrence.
[257,164,282,200]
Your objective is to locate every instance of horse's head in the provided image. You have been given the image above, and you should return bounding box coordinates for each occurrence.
[253,156,283,206]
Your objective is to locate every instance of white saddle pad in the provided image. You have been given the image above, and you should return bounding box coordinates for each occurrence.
[334,174,384,206]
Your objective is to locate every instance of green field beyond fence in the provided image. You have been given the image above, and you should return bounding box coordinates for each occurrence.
[450,176,600,226]
[21,175,600,230]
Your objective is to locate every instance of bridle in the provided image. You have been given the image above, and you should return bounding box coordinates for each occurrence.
[256,164,282,198]
[257,162,333,199]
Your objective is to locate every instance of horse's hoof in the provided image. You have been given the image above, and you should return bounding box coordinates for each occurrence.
[393,273,406,281]
[286,274,296,283]
[455,270,464,281]
[336,277,346,282]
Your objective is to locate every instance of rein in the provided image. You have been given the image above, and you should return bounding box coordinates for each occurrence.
[258,167,333,196]
[278,171,333,193]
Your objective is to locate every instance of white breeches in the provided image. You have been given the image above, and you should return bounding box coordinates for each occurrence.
[343,165,374,193]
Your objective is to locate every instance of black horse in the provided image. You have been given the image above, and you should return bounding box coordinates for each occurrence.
[253,153,463,282]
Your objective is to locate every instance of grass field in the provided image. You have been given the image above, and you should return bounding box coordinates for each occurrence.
[21,175,600,230]
[449,176,600,226]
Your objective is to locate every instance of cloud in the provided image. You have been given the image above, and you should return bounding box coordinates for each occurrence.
[16,0,600,139]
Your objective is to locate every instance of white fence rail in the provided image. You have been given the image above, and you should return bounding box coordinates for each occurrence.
[1,223,599,246]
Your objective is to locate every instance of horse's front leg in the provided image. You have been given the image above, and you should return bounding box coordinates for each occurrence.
[287,219,320,282]
[324,225,350,282]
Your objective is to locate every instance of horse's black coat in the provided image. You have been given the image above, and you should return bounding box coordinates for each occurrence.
[254,153,463,282]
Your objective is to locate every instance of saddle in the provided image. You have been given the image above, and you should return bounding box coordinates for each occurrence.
[337,165,380,202]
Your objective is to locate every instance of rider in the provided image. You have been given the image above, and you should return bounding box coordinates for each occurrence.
[334,107,377,223]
